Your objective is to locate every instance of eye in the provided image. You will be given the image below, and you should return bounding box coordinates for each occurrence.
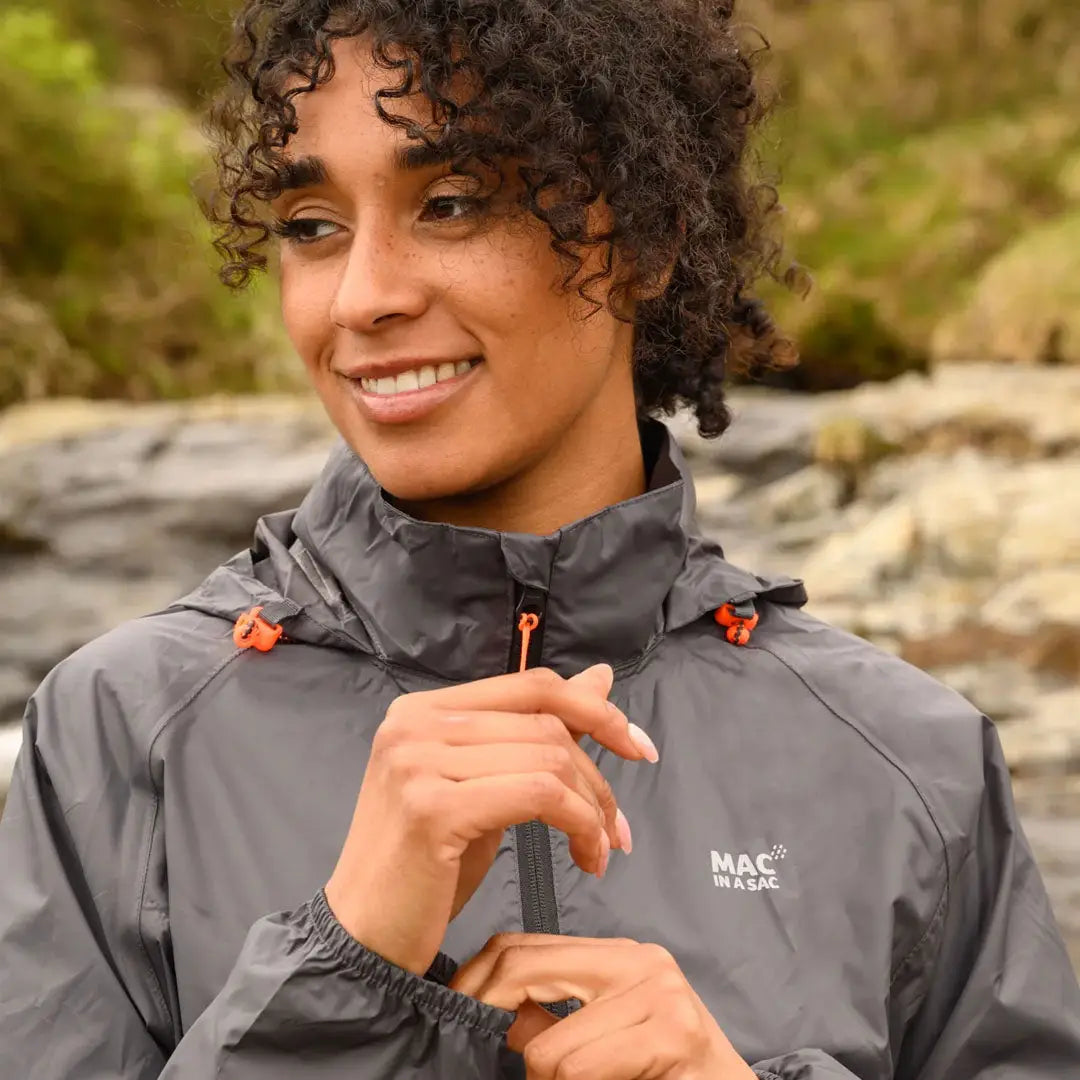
[271,217,342,245]
[421,194,490,224]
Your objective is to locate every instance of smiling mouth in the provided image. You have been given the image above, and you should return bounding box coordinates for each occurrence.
[354,357,483,396]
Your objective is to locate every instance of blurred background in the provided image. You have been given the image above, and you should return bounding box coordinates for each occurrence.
[0,1,1077,960]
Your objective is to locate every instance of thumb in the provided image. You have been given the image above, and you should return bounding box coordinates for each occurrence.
[568,662,614,700]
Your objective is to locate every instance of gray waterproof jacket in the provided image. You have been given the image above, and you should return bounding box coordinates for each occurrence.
[1,421,1078,1079]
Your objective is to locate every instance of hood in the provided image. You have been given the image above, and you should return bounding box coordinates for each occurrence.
[171,419,807,681]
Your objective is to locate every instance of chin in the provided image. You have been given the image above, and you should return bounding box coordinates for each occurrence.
[353,440,514,508]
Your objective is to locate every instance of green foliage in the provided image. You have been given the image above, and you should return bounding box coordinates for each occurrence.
[38,0,236,108]
[0,8,290,409]
[4,0,1080,406]
[745,0,1080,383]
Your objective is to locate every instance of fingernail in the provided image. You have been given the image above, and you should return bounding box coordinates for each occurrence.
[627,723,660,764]
[597,831,611,878]
[615,808,633,854]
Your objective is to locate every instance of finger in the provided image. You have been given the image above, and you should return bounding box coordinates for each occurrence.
[567,662,614,700]
[511,975,653,1064]
[434,715,624,849]
[505,999,558,1055]
[456,939,646,1007]
[525,1016,678,1080]
[444,775,607,875]
[418,667,659,764]
[450,934,631,996]
[428,742,606,836]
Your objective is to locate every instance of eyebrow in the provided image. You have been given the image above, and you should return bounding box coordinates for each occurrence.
[276,142,457,194]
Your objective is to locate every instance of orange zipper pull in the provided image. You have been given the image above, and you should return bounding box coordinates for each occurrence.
[233,606,284,652]
[518,612,540,672]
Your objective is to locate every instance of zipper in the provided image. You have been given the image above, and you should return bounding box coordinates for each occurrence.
[508,585,572,1018]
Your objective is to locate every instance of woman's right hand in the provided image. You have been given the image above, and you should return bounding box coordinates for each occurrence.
[324,663,657,976]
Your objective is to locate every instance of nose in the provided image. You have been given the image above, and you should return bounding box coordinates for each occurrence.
[330,214,429,331]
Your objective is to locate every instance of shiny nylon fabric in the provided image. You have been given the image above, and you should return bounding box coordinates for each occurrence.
[0,420,1078,1079]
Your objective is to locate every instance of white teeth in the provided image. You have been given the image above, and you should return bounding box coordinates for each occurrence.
[359,359,478,395]
[395,369,420,393]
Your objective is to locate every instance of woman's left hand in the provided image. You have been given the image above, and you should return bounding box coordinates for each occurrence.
[449,934,758,1079]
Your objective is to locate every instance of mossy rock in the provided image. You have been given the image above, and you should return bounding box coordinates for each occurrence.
[932,212,1080,366]
[754,295,928,393]
[814,414,898,472]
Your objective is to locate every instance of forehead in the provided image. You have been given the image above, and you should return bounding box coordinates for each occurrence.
[284,36,458,157]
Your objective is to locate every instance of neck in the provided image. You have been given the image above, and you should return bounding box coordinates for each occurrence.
[398,380,647,535]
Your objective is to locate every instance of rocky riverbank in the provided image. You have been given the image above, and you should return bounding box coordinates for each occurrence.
[1,367,1078,961]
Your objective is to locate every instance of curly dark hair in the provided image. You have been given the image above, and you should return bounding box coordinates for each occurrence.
[205,0,800,437]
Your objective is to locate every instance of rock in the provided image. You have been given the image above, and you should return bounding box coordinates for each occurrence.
[901,622,1080,687]
[689,472,743,516]
[0,669,35,724]
[910,454,1009,578]
[667,391,819,481]
[932,211,1080,366]
[925,660,1060,723]
[998,465,1080,575]
[0,397,337,729]
[982,570,1080,636]
[996,689,1080,777]
[798,498,919,602]
[754,466,846,525]
[831,364,1080,459]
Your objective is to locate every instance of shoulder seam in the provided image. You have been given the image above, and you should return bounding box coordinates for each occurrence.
[134,647,248,1039]
[748,640,951,987]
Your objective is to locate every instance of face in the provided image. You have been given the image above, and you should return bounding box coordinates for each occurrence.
[272,36,641,508]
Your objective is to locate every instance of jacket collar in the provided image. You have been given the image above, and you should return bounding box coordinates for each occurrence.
[288,421,689,680]
[175,419,807,681]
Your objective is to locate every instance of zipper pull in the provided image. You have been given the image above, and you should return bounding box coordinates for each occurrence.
[517,612,540,672]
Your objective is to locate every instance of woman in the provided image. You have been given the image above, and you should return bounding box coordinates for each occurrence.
[1,2,1078,1077]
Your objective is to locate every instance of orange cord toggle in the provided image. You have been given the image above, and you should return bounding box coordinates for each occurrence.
[518,612,540,672]
[714,602,760,647]
[232,606,284,652]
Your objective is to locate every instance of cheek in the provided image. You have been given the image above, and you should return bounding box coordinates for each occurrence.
[279,257,335,369]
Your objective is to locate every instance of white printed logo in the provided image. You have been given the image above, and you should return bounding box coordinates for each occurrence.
[710,844,787,892]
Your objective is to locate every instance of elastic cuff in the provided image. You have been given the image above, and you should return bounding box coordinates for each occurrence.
[307,889,514,1038]
[755,1072,784,1080]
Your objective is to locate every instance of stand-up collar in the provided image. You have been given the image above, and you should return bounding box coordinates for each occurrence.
[289,421,693,680]
[174,419,807,678]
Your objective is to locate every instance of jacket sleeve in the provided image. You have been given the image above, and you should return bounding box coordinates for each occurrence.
[749,716,1080,1080]
[160,890,514,1078]
[894,716,1080,1077]
[0,663,515,1079]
